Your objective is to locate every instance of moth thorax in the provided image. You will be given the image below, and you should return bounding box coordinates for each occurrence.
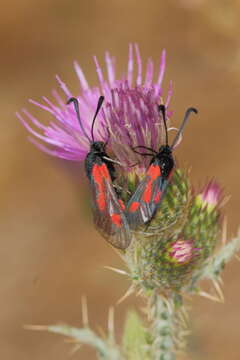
[158,146,174,178]
[91,141,106,153]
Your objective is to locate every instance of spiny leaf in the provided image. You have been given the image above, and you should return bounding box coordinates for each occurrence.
[122,311,149,360]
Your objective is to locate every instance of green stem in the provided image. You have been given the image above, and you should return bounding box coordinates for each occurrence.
[148,292,187,360]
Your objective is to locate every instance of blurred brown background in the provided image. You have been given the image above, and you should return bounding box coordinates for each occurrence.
[1,0,240,359]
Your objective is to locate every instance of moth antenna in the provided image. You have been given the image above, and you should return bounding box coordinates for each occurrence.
[132,145,157,154]
[67,97,91,143]
[131,149,155,157]
[91,96,104,142]
[158,104,168,146]
[171,107,198,149]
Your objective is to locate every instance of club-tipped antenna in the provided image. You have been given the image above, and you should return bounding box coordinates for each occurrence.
[67,97,91,143]
[158,104,168,146]
[171,107,198,149]
[91,96,104,142]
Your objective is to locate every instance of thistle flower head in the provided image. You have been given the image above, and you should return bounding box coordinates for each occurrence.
[17,44,173,171]
[197,180,222,211]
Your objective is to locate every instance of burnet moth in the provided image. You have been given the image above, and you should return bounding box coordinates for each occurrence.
[67,96,131,250]
[127,104,198,228]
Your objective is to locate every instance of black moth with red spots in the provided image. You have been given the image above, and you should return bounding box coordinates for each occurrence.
[127,104,197,229]
[67,96,131,250]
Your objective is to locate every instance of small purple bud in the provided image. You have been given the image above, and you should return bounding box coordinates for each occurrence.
[197,181,222,211]
[168,240,199,265]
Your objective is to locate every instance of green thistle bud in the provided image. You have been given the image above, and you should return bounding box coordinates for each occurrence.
[195,180,222,212]
[123,170,222,292]
[185,181,222,260]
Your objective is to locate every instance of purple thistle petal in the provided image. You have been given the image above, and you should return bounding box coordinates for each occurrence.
[18,111,65,147]
[144,58,154,87]
[156,49,166,90]
[42,96,62,113]
[55,75,73,98]
[127,44,134,87]
[93,56,105,89]
[51,89,66,108]
[29,137,85,161]
[29,99,55,115]
[105,52,115,86]
[134,43,142,86]
[73,61,89,91]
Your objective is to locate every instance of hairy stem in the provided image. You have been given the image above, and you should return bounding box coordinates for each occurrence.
[148,292,188,360]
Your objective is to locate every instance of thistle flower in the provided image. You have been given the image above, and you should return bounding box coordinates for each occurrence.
[17,44,172,171]
[18,46,223,289]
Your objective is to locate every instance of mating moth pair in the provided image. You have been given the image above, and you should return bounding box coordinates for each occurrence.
[68,97,197,250]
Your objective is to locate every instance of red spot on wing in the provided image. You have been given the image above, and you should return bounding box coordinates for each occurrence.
[92,164,111,211]
[100,163,111,180]
[142,179,152,203]
[147,164,161,180]
[129,201,140,212]
[92,164,102,183]
[142,164,161,203]
[97,192,106,211]
[111,213,122,227]
[118,199,126,210]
